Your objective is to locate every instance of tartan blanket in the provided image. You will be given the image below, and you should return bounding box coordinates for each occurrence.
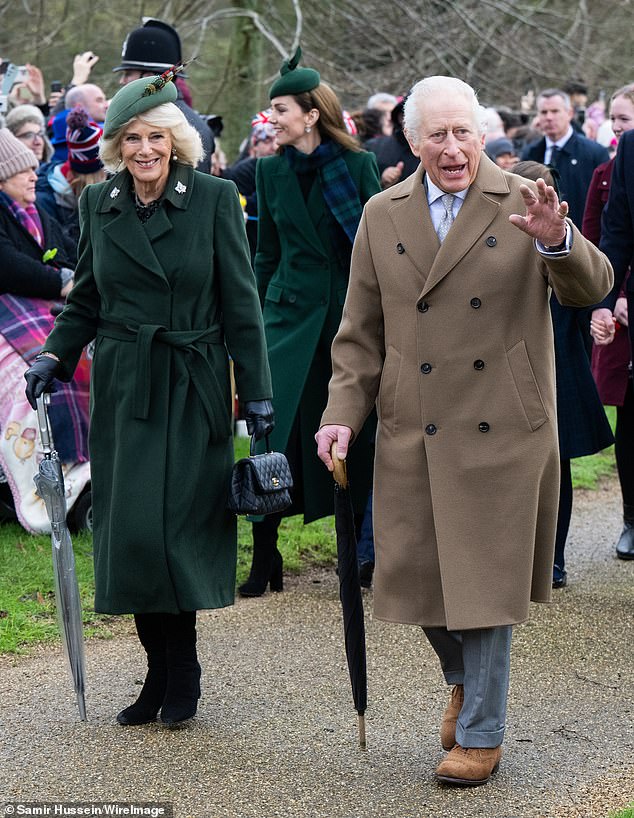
[0,336,90,533]
[0,293,90,462]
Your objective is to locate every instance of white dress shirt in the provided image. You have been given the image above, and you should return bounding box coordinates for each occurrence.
[425,177,468,233]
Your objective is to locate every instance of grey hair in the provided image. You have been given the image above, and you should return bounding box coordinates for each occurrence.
[5,103,53,162]
[403,76,486,148]
[536,89,572,110]
[99,102,204,173]
[367,92,398,109]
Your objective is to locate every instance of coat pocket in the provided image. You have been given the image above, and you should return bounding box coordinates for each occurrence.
[506,340,548,431]
[264,283,283,303]
[378,345,401,432]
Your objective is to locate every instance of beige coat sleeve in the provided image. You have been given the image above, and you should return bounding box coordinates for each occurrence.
[542,220,614,307]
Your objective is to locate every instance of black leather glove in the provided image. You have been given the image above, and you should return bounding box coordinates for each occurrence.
[24,354,61,410]
[244,399,275,441]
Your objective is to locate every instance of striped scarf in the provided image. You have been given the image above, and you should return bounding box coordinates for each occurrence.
[0,190,44,247]
[285,140,363,245]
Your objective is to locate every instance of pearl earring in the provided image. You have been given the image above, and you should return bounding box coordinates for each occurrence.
[172,152,178,160]
[304,125,312,134]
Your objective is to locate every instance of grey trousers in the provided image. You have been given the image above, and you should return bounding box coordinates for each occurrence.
[423,625,512,748]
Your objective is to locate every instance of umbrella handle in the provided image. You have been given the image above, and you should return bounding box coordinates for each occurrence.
[330,442,348,488]
[35,394,53,455]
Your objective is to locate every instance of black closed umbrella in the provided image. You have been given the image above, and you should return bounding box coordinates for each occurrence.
[331,443,367,749]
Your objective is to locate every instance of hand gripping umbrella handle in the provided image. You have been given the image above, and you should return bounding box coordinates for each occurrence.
[330,442,348,489]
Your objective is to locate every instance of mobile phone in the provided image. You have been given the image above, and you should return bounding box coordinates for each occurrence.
[50,80,63,93]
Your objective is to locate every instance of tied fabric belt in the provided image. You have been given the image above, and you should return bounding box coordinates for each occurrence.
[97,319,227,436]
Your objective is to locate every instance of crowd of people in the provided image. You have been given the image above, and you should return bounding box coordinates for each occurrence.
[1,16,632,789]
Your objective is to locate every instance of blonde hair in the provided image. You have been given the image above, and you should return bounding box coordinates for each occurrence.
[100,102,204,172]
[68,169,107,197]
[292,83,361,152]
[403,76,486,149]
[611,83,634,108]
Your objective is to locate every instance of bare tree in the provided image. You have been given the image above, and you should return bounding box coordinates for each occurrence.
[1,0,632,159]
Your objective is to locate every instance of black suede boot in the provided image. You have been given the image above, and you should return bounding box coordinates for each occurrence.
[239,515,283,597]
[616,504,634,560]
[161,611,201,726]
[117,613,167,726]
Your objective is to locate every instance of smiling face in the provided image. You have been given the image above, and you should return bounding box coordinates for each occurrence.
[120,120,173,196]
[408,94,484,193]
[14,123,45,161]
[0,168,38,207]
[609,94,634,142]
[269,95,319,150]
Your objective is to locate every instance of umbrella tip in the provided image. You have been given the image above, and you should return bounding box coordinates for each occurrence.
[358,712,366,750]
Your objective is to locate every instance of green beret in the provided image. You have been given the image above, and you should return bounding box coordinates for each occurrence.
[103,75,178,138]
[269,46,320,100]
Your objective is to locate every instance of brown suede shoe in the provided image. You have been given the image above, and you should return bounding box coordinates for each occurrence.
[440,684,464,750]
[435,743,502,786]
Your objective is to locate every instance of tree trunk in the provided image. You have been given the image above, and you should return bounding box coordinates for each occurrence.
[221,0,267,162]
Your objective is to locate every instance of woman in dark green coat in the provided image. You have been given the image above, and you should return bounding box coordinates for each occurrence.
[24,73,274,727]
[239,49,381,597]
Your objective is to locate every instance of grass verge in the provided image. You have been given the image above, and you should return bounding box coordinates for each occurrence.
[0,411,617,655]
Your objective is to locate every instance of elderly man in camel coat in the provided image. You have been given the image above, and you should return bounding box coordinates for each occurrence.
[316,76,613,787]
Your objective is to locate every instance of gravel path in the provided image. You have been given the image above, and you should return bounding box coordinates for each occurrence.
[1,478,633,818]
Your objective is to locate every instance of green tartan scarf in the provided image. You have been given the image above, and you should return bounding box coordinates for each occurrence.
[285,140,363,244]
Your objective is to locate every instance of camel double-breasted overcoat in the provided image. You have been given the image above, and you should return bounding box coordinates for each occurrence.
[321,156,613,630]
[43,163,272,614]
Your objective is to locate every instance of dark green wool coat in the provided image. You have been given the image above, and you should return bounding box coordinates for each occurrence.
[255,148,380,521]
[44,163,272,614]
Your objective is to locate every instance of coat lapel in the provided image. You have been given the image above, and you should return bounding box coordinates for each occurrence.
[421,155,510,296]
[273,160,329,260]
[96,164,194,278]
[387,165,438,284]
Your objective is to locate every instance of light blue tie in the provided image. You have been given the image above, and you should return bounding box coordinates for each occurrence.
[437,193,456,243]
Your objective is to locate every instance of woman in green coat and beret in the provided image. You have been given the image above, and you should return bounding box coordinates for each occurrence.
[24,71,274,726]
[239,49,381,597]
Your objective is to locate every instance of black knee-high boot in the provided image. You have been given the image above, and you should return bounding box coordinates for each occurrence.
[239,514,284,597]
[161,611,201,726]
[117,613,168,726]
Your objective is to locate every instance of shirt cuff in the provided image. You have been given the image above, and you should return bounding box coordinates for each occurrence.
[535,222,573,257]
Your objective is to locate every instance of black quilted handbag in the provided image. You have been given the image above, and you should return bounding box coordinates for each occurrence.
[227,435,293,515]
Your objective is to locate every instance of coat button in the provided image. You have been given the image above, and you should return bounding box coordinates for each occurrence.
[396,242,405,254]
[473,359,485,370]
[417,301,429,313]
[288,294,297,303]
[420,362,432,374]
[478,421,490,432]
[470,297,482,308]
[425,424,437,435]
[486,236,497,247]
